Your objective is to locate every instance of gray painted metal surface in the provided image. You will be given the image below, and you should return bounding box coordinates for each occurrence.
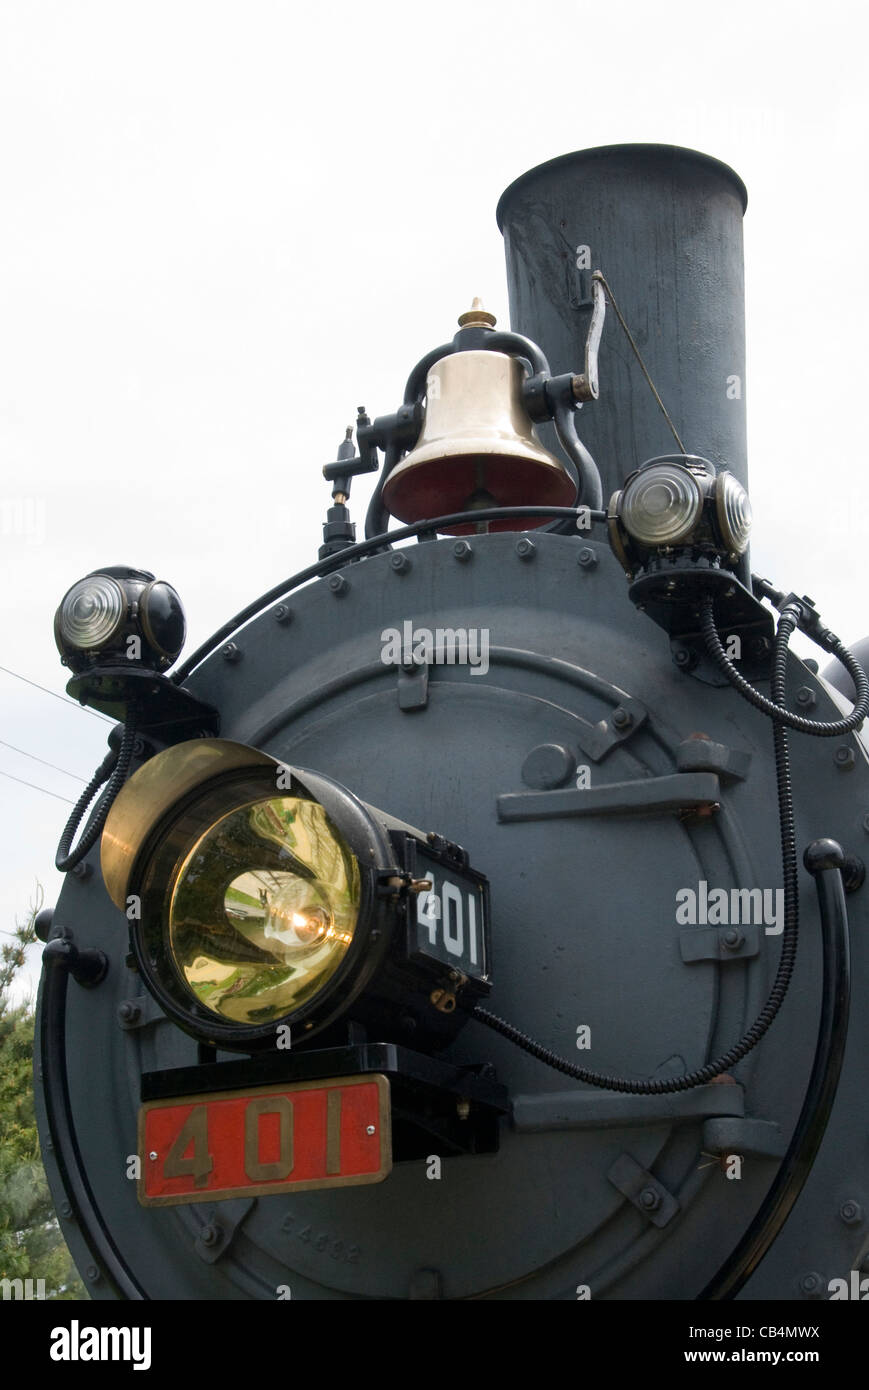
[34,531,869,1299]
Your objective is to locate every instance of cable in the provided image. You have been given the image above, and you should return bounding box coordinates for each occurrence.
[699,841,851,1299]
[473,604,804,1093]
[0,739,87,781]
[54,718,137,873]
[700,597,869,736]
[593,271,687,455]
[173,505,608,684]
[0,664,114,724]
[0,769,77,805]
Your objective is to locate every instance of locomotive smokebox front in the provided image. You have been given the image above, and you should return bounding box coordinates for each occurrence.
[34,146,869,1301]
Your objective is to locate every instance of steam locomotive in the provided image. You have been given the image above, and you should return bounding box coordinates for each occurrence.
[34,145,869,1301]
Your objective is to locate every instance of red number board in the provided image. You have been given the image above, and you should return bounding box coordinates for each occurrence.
[138,1074,391,1206]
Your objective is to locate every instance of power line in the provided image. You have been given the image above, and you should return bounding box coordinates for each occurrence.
[0,739,87,782]
[0,768,76,804]
[0,664,114,724]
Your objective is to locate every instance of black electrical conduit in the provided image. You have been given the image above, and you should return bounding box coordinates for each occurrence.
[172,505,607,685]
[474,598,860,1092]
[698,838,851,1300]
[473,600,807,1091]
[55,505,610,873]
[474,589,857,1295]
[54,717,137,873]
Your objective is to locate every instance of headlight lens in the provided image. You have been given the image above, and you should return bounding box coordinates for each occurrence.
[168,795,360,1026]
[58,575,125,649]
[621,463,702,546]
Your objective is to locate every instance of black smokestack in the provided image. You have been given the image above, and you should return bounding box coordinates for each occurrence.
[497,145,749,507]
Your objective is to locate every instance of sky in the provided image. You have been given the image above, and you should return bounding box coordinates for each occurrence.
[2,0,867,1002]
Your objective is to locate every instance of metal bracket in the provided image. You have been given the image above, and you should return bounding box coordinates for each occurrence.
[66,666,219,740]
[675,737,751,784]
[194,1199,256,1264]
[576,698,647,762]
[572,273,606,401]
[608,1153,680,1228]
[497,771,720,823]
[512,1081,744,1133]
[679,925,761,963]
[702,1117,786,1160]
[398,662,429,711]
[43,927,108,990]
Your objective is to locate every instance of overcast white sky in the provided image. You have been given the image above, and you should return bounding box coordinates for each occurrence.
[2,0,867,1001]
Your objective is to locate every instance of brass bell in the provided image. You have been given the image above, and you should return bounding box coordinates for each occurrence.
[382,332,576,535]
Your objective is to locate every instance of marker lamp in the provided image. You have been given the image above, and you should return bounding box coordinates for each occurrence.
[54,566,186,674]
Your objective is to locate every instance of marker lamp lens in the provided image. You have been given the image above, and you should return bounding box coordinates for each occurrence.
[58,575,125,650]
[621,464,702,546]
[715,471,752,554]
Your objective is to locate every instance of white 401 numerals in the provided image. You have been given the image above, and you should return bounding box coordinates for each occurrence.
[417,875,480,967]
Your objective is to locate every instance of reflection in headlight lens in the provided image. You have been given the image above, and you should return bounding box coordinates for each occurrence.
[168,796,360,1025]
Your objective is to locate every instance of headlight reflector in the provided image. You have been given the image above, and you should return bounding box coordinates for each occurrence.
[168,795,360,1026]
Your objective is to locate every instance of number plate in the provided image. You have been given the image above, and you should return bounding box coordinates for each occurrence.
[414,846,489,981]
[138,1074,391,1207]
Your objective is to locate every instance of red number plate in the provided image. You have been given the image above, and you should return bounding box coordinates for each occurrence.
[138,1074,391,1206]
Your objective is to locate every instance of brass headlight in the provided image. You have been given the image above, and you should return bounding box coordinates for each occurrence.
[101,739,491,1051]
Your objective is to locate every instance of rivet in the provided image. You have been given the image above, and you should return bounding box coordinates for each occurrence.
[673,647,696,671]
[366,1125,376,1136]
[453,540,472,561]
[612,706,632,730]
[86,1265,100,1283]
[118,1001,140,1024]
[516,538,535,560]
[799,1271,823,1297]
[59,1201,72,1219]
[639,1187,660,1211]
[149,1152,158,1161]
[222,642,242,663]
[328,574,349,596]
[200,1223,220,1247]
[273,604,293,624]
[722,928,743,949]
